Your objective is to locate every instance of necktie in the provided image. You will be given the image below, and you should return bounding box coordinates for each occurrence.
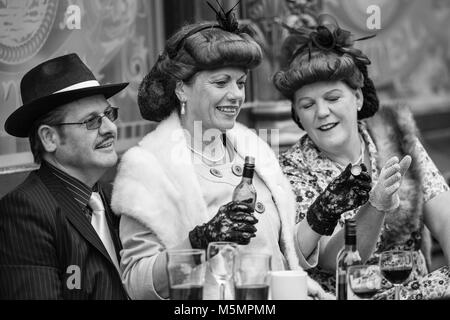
[88,192,121,274]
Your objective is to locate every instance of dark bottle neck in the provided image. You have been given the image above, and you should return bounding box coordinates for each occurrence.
[242,166,254,180]
[344,234,357,248]
[344,220,357,248]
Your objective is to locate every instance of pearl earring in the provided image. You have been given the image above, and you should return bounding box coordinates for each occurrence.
[180,101,186,115]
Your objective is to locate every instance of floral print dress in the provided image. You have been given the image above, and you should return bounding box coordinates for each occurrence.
[280,122,450,300]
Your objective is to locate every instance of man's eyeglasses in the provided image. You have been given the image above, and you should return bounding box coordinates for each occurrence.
[55,107,119,130]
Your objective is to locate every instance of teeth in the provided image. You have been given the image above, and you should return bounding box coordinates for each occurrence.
[217,106,237,113]
[97,140,113,148]
[319,123,336,130]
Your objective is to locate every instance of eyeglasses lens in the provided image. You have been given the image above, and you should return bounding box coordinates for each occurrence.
[86,108,118,130]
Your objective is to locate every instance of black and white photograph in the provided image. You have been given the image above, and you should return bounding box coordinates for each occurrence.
[0,0,449,313]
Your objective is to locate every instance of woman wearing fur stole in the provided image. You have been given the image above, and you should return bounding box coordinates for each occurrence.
[111,4,331,300]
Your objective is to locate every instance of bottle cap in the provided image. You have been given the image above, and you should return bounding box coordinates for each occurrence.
[244,156,255,165]
[351,164,362,176]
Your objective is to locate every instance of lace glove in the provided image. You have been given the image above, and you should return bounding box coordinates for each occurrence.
[369,155,411,212]
[189,201,258,250]
[306,164,372,236]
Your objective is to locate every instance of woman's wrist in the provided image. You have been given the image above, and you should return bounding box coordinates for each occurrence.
[368,190,399,212]
[306,207,339,236]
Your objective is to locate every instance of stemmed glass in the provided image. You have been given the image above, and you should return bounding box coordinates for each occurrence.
[347,265,382,300]
[379,250,413,300]
[207,241,238,300]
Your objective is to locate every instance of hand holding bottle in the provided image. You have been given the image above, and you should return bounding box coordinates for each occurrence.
[306,164,372,235]
[368,155,411,212]
[188,201,258,249]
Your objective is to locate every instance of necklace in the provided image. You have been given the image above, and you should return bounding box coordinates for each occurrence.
[187,143,226,163]
[333,135,366,171]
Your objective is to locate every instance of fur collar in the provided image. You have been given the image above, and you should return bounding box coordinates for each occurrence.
[111,112,300,270]
[366,104,425,251]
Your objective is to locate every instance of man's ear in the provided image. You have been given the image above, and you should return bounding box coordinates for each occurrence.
[37,125,60,153]
[175,80,186,102]
[355,88,364,111]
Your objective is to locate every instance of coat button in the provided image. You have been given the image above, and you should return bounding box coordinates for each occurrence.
[255,202,265,214]
[210,168,223,178]
[351,165,362,176]
[232,164,243,177]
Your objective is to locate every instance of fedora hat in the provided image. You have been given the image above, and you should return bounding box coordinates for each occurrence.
[5,53,129,137]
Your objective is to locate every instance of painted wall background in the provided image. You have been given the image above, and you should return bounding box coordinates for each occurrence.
[0,0,164,172]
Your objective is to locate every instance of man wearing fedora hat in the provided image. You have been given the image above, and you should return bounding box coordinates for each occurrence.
[0,53,129,299]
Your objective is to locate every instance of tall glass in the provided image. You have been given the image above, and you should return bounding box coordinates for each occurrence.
[379,250,413,300]
[207,241,238,300]
[166,249,206,300]
[234,253,271,300]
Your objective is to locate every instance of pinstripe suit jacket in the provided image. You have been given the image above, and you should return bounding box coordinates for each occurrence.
[0,164,128,299]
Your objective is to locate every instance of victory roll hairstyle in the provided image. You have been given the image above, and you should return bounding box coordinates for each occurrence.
[138,1,262,122]
[272,14,379,128]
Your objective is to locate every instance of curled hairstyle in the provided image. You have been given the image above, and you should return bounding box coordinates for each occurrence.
[138,22,263,122]
[273,32,379,129]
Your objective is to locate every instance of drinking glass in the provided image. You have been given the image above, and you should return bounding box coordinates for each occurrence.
[234,253,271,300]
[379,250,413,300]
[207,241,238,300]
[166,249,206,300]
[347,265,382,300]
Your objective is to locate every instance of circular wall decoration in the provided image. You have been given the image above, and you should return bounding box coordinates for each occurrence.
[0,0,59,65]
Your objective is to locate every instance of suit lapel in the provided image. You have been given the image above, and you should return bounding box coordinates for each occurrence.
[36,166,116,267]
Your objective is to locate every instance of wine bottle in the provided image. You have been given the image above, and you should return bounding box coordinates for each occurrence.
[336,218,362,300]
[232,156,257,210]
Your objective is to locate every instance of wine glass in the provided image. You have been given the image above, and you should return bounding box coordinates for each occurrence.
[379,250,413,300]
[207,241,238,300]
[347,265,382,300]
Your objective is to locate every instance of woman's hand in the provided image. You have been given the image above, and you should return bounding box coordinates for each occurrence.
[306,163,372,235]
[307,276,335,300]
[368,155,411,212]
[188,201,258,249]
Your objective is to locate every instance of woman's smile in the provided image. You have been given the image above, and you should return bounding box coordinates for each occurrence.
[317,122,339,132]
[216,105,239,116]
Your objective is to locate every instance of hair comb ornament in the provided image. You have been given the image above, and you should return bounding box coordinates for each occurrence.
[169,0,246,59]
[278,14,376,66]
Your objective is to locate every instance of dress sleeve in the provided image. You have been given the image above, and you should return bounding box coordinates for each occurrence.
[279,152,321,224]
[119,215,168,300]
[414,138,449,203]
[280,150,320,269]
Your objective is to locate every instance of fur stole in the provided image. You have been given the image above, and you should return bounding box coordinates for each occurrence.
[365,104,430,265]
[111,112,302,270]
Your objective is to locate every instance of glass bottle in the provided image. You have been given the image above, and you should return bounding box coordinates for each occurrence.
[232,156,257,210]
[336,218,362,300]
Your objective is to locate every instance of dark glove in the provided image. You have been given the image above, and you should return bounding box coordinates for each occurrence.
[189,201,258,249]
[306,164,372,235]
